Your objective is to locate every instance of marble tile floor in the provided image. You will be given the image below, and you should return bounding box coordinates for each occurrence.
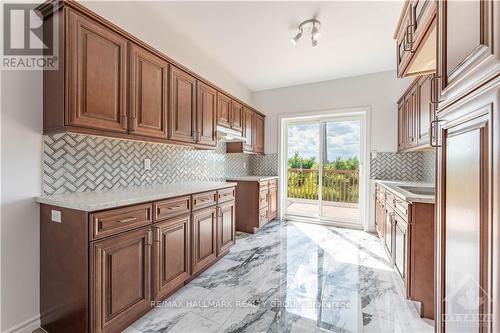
[125,221,434,333]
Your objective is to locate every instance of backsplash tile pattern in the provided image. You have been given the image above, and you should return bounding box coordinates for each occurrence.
[225,153,252,178]
[43,133,225,195]
[370,152,423,181]
[421,150,436,182]
[251,153,279,176]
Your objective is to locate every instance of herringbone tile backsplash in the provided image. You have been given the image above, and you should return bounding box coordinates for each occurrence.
[370,151,435,181]
[43,133,226,195]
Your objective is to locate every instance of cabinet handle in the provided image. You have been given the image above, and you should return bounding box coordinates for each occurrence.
[405,24,415,52]
[118,217,137,223]
[147,229,152,246]
[403,30,412,52]
[430,76,441,104]
[430,119,444,148]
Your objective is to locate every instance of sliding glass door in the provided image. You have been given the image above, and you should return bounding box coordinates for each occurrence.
[285,116,362,226]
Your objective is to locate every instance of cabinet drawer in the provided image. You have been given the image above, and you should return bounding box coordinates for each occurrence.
[154,196,190,221]
[90,203,152,240]
[259,190,269,209]
[395,198,409,219]
[385,191,396,208]
[268,179,278,188]
[259,181,269,192]
[192,191,217,211]
[259,208,268,227]
[218,187,235,203]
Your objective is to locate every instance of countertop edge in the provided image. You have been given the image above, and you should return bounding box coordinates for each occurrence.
[373,179,435,204]
[36,182,237,212]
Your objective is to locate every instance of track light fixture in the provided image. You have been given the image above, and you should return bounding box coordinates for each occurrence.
[291,18,321,47]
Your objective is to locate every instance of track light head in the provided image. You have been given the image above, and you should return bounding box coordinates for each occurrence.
[291,30,303,45]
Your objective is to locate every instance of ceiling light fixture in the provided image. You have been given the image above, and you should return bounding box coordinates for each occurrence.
[291,18,321,47]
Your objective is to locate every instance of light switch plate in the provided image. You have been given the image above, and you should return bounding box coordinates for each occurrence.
[144,158,151,170]
[51,210,61,223]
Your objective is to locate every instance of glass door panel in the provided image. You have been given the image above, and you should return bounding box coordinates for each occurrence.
[286,122,320,218]
[320,120,361,223]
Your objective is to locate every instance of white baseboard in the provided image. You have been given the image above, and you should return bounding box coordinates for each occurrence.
[2,315,40,333]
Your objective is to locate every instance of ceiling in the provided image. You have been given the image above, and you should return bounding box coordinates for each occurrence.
[97,1,404,92]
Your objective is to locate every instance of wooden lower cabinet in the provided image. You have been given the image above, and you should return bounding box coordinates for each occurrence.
[384,206,394,258]
[152,215,191,301]
[230,178,278,234]
[39,185,237,333]
[191,206,218,275]
[394,214,407,283]
[91,227,152,333]
[217,200,236,256]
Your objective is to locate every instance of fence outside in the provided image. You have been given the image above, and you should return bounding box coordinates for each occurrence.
[287,168,359,203]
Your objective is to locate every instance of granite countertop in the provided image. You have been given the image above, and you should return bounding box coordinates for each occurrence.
[373,179,435,204]
[35,181,237,212]
[225,176,278,182]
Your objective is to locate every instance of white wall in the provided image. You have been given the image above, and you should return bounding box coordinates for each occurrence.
[252,71,411,154]
[1,69,43,332]
[82,1,252,104]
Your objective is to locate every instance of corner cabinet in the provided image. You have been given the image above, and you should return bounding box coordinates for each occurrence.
[38,1,265,151]
[39,185,237,333]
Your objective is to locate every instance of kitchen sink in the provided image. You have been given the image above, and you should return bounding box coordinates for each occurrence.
[397,186,435,196]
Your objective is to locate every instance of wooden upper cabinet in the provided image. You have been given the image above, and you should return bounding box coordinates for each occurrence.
[253,113,265,154]
[217,93,231,128]
[398,101,405,151]
[416,75,435,146]
[230,100,243,132]
[437,0,499,108]
[152,215,191,300]
[91,227,152,333]
[67,10,128,133]
[196,82,217,146]
[395,0,436,77]
[169,66,196,143]
[242,107,254,152]
[129,44,168,139]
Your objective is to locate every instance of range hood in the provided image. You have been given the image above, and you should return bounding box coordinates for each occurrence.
[217,126,246,142]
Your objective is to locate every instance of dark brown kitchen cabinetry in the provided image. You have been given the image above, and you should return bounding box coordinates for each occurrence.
[39,184,237,333]
[230,178,278,234]
[196,82,217,146]
[397,74,436,152]
[242,107,254,152]
[38,0,266,151]
[191,206,218,275]
[375,182,435,319]
[169,66,197,144]
[66,9,128,133]
[394,0,436,77]
[91,226,152,333]
[129,44,169,139]
[152,215,191,301]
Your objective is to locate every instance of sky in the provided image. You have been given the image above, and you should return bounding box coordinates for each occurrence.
[287,120,360,161]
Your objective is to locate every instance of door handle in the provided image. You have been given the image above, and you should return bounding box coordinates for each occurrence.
[430,119,444,148]
[430,76,441,105]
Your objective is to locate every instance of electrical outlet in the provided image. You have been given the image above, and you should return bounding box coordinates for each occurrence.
[243,162,246,169]
[144,158,151,170]
[51,210,61,223]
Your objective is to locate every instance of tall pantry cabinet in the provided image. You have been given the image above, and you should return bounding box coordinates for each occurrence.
[434,0,500,332]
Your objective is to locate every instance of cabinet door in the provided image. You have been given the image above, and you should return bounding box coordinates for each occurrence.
[242,107,254,152]
[169,66,196,143]
[384,208,394,258]
[267,187,278,221]
[217,93,231,128]
[129,44,168,139]
[375,197,384,238]
[253,113,265,154]
[191,206,217,275]
[230,100,243,132]
[152,215,190,300]
[437,0,499,106]
[437,100,493,332]
[217,201,235,256]
[394,215,407,281]
[67,10,128,133]
[398,101,406,151]
[416,75,435,147]
[196,82,217,146]
[91,227,152,333]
